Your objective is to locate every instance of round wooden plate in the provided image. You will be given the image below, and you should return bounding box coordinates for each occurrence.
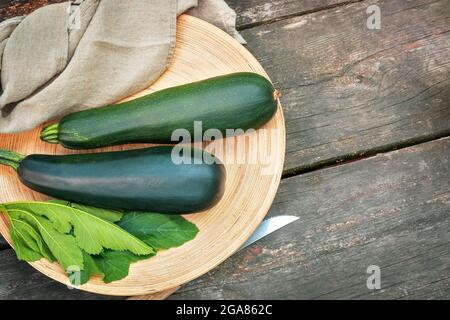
[0,15,285,296]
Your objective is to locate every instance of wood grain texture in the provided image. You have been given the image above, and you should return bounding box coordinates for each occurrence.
[0,236,7,250]
[0,0,362,29]
[0,249,124,300]
[168,138,450,300]
[0,0,61,21]
[2,137,448,299]
[240,0,450,173]
[127,287,180,300]
[1,0,449,300]
[0,15,285,296]
[226,0,362,29]
[1,0,448,174]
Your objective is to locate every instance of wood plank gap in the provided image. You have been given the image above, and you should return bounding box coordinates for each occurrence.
[2,132,449,250]
[237,0,366,31]
[282,129,450,179]
[0,242,8,251]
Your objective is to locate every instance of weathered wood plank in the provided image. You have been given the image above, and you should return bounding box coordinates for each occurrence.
[0,235,7,250]
[0,249,124,299]
[169,138,450,299]
[2,138,447,299]
[240,0,450,172]
[0,0,62,21]
[0,0,362,29]
[2,0,448,175]
[0,0,448,300]
[226,0,362,29]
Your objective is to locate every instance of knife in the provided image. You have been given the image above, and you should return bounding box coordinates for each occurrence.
[130,215,299,300]
[240,215,299,250]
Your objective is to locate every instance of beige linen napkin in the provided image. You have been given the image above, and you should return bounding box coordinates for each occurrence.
[0,0,245,133]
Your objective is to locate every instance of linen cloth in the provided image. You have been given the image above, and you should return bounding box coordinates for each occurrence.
[0,0,245,133]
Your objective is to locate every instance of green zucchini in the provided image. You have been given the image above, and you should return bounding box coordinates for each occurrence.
[40,72,279,149]
[0,147,226,214]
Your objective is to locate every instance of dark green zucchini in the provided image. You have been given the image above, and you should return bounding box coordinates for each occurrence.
[40,72,279,149]
[0,147,226,214]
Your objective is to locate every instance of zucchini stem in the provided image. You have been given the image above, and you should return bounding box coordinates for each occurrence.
[40,123,60,144]
[273,89,281,101]
[0,149,25,171]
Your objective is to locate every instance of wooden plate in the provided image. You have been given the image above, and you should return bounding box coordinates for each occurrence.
[0,15,285,296]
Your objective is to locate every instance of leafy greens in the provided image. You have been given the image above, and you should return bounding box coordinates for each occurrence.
[0,201,199,286]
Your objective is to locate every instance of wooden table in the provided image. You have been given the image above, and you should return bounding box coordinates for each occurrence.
[0,0,449,300]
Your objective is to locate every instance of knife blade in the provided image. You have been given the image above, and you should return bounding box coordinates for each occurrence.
[130,215,299,300]
[239,215,299,250]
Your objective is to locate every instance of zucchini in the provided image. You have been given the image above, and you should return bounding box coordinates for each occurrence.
[40,72,279,149]
[0,147,226,214]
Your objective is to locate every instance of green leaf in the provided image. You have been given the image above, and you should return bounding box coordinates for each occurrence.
[96,250,153,284]
[10,233,42,262]
[2,202,199,285]
[8,202,72,234]
[7,208,83,270]
[81,252,104,284]
[4,202,153,256]
[118,212,199,250]
[10,218,55,262]
[69,250,153,285]
[10,219,43,262]
[69,203,123,223]
[69,252,104,286]
[48,200,123,223]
